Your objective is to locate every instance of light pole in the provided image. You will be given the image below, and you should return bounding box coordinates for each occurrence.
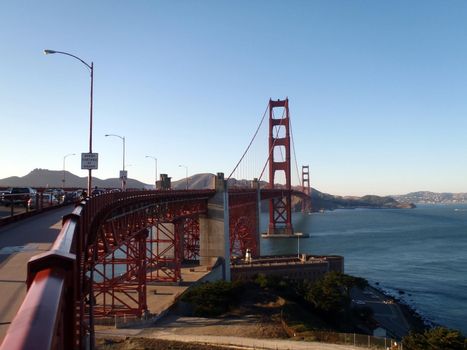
[145,156,158,189]
[178,164,188,190]
[62,153,76,189]
[105,134,126,191]
[44,49,94,196]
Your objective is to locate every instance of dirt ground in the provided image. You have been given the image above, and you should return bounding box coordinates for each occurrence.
[96,337,231,350]
[96,288,289,349]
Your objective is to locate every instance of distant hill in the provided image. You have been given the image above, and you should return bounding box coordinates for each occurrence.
[171,173,216,190]
[171,173,414,211]
[0,169,414,210]
[308,191,415,211]
[0,168,149,189]
[392,191,467,204]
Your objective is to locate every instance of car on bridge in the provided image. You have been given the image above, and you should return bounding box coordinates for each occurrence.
[0,189,10,204]
[27,193,59,210]
[2,187,37,207]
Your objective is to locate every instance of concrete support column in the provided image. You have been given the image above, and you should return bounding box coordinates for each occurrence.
[199,173,230,281]
[253,178,261,257]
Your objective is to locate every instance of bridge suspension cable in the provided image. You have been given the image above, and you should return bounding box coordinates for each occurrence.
[228,99,304,189]
[290,114,302,188]
[227,102,269,180]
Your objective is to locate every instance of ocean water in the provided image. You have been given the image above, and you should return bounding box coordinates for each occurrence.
[260,204,467,334]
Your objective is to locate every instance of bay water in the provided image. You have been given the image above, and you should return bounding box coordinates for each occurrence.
[260,204,467,334]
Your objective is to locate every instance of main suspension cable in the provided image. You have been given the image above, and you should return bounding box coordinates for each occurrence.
[227,103,269,180]
[290,113,302,188]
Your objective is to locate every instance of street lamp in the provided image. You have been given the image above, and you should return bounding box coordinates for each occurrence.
[44,49,94,195]
[62,153,76,189]
[145,156,158,189]
[105,134,126,191]
[178,164,188,190]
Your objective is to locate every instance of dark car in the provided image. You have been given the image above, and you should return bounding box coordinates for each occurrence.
[2,187,37,207]
[91,187,105,196]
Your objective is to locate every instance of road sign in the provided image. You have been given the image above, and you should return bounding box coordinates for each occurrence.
[119,170,128,180]
[81,153,98,170]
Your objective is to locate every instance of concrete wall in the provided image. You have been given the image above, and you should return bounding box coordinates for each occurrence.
[199,173,230,280]
[197,257,225,283]
[231,255,344,282]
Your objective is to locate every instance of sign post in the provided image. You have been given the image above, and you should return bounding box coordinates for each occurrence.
[81,153,98,170]
[119,170,128,191]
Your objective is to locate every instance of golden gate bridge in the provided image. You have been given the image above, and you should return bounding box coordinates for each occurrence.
[1,98,313,350]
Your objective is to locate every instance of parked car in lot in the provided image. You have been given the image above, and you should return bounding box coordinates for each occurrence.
[2,187,37,207]
[27,193,59,210]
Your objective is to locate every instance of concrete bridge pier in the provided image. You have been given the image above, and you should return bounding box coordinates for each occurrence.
[199,173,230,281]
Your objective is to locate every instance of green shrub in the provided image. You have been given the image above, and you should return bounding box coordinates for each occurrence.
[181,280,244,317]
[402,327,466,350]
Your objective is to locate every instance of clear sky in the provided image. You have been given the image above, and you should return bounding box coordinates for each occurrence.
[2,0,467,196]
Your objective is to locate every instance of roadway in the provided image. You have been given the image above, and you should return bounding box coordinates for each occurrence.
[351,286,410,339]
[0,205,73,341]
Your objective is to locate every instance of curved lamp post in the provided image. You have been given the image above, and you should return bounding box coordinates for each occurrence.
[178,164,188,190]
[44,49,94,195]
[105,134,126,191]
[62,153,76,189]
[145,156,158,188]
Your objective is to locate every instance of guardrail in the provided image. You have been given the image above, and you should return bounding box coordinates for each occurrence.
[0,205,81,350]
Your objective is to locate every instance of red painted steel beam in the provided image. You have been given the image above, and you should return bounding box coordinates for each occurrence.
[0,268,69,350]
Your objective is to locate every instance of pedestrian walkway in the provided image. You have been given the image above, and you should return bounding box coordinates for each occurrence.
[95,330,367,350]
[0,243,59,339]
[0,207,69,341]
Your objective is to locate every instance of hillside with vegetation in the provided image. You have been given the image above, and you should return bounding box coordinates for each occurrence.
[392,191,467,204]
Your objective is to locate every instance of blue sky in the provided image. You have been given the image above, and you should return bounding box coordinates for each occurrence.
[1,1,467,196]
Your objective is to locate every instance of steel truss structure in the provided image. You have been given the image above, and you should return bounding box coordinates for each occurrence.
[83,192,210,321]
[183,217,200,261]
[229,190,259,258]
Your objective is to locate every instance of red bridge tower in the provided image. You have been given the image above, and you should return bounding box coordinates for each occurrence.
[302,165,312,212]
[268,98,293,235]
